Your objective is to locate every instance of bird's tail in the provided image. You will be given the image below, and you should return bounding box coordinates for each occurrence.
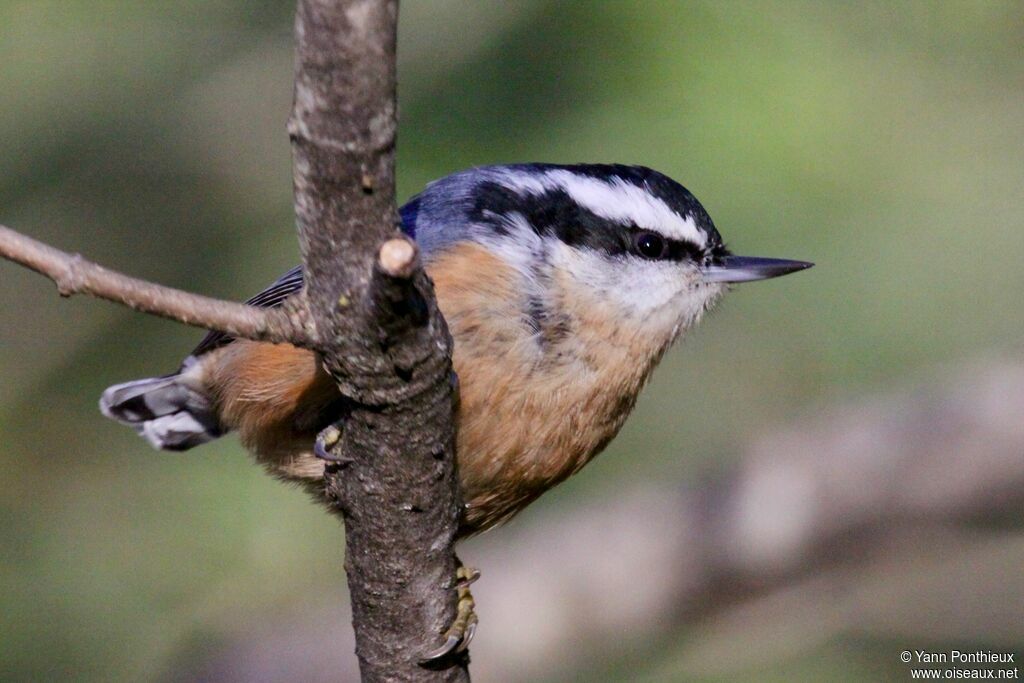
[99,371,224,451]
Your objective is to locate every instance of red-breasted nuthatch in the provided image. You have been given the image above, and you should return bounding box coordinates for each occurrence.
[100,163,811,536]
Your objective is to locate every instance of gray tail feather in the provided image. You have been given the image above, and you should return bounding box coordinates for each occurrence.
[99,374,224,451]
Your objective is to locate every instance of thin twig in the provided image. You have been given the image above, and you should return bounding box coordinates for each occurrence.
[0,224,316,348]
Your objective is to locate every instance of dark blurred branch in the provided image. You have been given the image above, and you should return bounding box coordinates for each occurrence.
[288,1,465,680]
[0,224,315,347]
[189,358,1024,681]
[467,358,1024,677]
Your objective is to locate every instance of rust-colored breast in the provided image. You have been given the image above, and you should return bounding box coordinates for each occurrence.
[201,242,672,535]
[430,243,670,534]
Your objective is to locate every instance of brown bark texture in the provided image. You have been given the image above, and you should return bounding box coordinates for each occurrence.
[290,0,467,679]
[0,1,467,680]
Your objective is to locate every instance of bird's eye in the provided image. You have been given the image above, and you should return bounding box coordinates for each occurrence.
[633,232,667,259]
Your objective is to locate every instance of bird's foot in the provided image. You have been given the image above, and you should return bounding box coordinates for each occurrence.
[420,564,480,664]
[314,425,348,462]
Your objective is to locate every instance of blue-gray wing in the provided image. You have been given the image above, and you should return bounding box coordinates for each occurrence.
[189,265,305,357]
[186,197,437,359]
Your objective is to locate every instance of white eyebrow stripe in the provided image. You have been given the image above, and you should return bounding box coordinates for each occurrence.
[544,170,706,247]
[494,170,550,195]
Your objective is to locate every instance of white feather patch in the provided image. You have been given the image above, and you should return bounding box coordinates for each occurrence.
[497,168,705,247]
[141,412,215,450]
[548,171,705,246]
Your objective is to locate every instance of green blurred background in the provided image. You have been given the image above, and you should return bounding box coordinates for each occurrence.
[1,1,1021,680]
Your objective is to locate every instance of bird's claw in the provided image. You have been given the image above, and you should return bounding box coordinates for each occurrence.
[314,425,344,462]
[456,566,480,588]
[419,564,479,665]
[421,635,462,664]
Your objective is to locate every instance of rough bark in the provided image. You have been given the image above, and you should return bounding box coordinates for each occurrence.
[289,1,466,681]
[0,1,466,680]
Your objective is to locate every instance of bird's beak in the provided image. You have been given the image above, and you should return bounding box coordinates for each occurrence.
[702,255,814,283]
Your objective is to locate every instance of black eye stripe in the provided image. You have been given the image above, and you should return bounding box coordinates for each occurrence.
[468,181,711,263]
[628,227,704,262]
[508,163,725,247]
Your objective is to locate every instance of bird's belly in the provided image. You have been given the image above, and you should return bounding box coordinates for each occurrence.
[449,355,635,535]
[214,241,658,536]
[428,241,649,534]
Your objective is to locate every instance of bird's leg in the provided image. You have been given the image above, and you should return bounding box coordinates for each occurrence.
[420,559,480,664]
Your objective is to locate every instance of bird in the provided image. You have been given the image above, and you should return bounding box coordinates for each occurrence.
[100,163,811,536]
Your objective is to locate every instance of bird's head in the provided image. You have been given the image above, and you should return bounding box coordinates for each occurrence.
[404,163,812,352]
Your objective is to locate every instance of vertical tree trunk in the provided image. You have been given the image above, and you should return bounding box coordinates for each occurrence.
[0,1,469,678]
[289,1,469,680]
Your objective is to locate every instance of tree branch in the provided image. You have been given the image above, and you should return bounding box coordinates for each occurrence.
[1,0,465,678]
[289,1,466,680]
[0,224,315,348]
